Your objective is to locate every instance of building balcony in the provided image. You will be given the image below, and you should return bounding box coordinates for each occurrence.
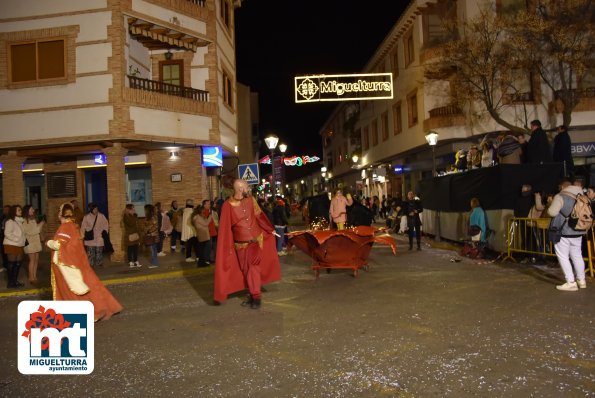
[550,87,595,113]
[423,105,465,131]
[124,75,213,115]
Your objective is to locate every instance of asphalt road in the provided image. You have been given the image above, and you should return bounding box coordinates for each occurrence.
[0,236,594,397]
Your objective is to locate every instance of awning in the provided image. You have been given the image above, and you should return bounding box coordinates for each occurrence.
[127,17,209,52]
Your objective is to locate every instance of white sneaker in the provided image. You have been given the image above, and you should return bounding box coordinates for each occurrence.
[129,262,136,268]
[157,252,166,257]
[185,257,195,263]
[148,264,159,269]
[556,282,578,291]
[277,251,285,257]
[135,261,142,268]
[577,279,587,289]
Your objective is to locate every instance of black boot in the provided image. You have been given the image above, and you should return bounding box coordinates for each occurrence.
[408,238,413,251]
[6,261,14,288]
[12,262,24,288]
[417,240,422,251]
[241,295,253,307]
[250,298,261,309]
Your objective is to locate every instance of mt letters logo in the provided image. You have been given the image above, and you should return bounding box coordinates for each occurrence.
[18,301,94,375]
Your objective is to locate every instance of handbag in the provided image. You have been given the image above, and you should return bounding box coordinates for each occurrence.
[84,215,98,241]
[102,230,114,253]
[547,219,566,244]
[144,234,156,246]
[468,225,481,236]
[128,232,140,242]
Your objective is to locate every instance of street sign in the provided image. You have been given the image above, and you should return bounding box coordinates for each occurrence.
[202,146,223,167]
[238,163,259,185]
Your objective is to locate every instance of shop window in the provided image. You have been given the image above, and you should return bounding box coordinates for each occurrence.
[404,29,415,67]
[222,69,233,109]
[10,39,65,83]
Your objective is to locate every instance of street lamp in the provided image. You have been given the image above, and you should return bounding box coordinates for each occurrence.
[265,135,279,195]
[352,154,359,163]
[424,130,440,242]
[278,143,287,194]
[425,131,439,177]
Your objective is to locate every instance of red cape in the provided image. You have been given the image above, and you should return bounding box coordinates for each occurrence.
[214,198,281,303]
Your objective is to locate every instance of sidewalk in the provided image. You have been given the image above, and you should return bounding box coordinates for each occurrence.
[0,247,208,298]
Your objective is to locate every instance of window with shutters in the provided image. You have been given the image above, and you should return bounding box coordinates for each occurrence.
[9,39,66,84]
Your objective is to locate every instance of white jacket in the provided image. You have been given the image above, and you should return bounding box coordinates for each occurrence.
[3,217,26,247]
[181,207,196,241]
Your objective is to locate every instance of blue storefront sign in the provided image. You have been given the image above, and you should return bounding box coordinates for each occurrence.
[571,142,595,157]
[202,146,223,167]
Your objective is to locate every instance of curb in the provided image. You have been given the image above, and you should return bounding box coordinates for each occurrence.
[0,266,212,299]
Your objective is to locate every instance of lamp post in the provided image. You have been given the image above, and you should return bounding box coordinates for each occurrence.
[425,131,440,242]
[264,135,279,196]
[279,143,287,194]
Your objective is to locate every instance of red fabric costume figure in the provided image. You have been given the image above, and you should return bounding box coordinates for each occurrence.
[47,203,122,322]
[214,180,281,308]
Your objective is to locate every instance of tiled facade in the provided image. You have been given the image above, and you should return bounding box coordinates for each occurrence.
[0,0,240,261]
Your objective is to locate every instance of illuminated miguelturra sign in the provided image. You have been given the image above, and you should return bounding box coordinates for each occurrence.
[295,73,393,103]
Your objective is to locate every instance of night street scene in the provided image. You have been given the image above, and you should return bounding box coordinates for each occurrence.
[0,0,594,397]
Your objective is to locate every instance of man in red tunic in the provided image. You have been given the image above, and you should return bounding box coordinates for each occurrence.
[214,179,281,309]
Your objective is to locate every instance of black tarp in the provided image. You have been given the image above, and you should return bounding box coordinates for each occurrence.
[419,163,564,212]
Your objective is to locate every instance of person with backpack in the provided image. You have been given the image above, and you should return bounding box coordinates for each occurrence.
[547,178,591,291]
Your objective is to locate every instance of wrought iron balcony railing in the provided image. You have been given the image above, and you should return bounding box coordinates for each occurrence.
[128,75,208,102]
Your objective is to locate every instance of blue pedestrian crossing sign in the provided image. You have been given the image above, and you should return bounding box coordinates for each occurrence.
[238,163,259,185]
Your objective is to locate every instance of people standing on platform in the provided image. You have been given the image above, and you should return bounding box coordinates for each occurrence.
[526,120,553,164]
[214,179,281,309]
[168,200,182,253]
[547,179,587,291]
[47,203,122,321]
[480,139,497,167]
[403,191,423,251]
[330,188,353,230]
[70,199,84,227]
[3,205,26,288]
[273,199,289,255]
[81,203,109,268]
[497,132,522,164]
[552,125,574,177]
[0,205,10,272]
[22,205,45,284]
[123,204,141,268]
[467,145,481,169]
[141,204,159,268]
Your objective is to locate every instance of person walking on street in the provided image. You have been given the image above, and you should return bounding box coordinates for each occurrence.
[214,179,281,309]
[329,188,353,230]
[193,201,213,267]
[22,205,45,284]
[3,205,26,288]
[403,191,423,251]
[273,199,289,255]
[123,204,141,268]
[547,179,587,291]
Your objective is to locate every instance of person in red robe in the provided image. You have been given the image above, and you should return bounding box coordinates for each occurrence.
[214,179,281,309]
[46,203,123,321]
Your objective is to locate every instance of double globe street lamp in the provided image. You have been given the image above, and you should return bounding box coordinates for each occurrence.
[425,130,440,242]
[264,134,287,196]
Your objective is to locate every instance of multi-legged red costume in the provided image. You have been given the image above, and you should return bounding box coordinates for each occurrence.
[214,197,281,303]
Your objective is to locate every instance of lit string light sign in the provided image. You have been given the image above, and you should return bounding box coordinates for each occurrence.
[259,155,320,166]
[295,73,393,103]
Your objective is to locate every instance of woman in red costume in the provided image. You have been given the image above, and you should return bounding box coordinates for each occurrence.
[46,203,122,321]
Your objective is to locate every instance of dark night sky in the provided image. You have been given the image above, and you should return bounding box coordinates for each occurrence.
[235,1,408,178]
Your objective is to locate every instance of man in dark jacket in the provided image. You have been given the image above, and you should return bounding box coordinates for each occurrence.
[552,125,574,177]
[526,120,552,164]
[402,191,423,251]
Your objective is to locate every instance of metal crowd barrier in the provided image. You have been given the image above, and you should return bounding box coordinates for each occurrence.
[503,217,594,278]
